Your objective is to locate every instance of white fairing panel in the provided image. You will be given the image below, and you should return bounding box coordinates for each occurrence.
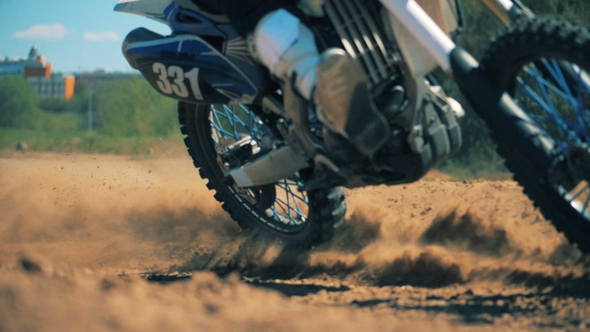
[381,0,456,75]
[497,0,514,10]
[114,0,173,18]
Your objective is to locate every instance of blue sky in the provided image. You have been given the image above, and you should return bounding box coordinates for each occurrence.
[0,0,172,74]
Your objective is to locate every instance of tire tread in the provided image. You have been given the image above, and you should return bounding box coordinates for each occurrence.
[481,17,590,253]
[177,101,346,248]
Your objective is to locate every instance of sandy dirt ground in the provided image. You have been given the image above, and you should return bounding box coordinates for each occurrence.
[1,151,589,331]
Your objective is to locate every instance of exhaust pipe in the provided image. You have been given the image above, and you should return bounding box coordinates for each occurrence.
[228,145,309,188]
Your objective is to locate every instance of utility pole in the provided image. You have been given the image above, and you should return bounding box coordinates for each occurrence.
[87,78,96,132]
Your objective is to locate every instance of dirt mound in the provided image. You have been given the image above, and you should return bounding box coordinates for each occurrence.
[1,153,589,331]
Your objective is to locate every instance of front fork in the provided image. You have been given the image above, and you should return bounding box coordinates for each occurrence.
[379,0,532,77]
[381,0,556,171]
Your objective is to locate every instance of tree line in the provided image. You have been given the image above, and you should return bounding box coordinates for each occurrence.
[0,0,589,163]
[0,75,177,137]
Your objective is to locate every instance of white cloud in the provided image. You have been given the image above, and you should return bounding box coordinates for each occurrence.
[83,32,119,42]
[12,24,69,40]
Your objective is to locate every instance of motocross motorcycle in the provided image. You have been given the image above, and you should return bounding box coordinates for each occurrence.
[116,0,590,253]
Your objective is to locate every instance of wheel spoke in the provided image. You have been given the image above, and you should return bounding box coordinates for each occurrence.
[525,67,575,138]
[517,58,590,225]
[541,59,576,104]
[518,63,589,146]
[208,104,309,231]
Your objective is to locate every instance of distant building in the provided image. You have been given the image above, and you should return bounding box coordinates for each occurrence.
[27,76,76,101]
[0,45,75,101]
[0,45,51,77]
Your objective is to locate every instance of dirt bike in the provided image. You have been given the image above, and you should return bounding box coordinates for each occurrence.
[115,0,590,253]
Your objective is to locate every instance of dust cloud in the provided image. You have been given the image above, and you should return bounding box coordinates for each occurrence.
[1,152,589,331]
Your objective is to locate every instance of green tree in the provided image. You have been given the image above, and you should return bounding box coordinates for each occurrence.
[39,92,88,115]
[521,0,590,24]
[0,75,44,129]
[39,98,71,114]
[93,79,178,137]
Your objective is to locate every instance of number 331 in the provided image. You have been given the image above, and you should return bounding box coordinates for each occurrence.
[153,62,203,100]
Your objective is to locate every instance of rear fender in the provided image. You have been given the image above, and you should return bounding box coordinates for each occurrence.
[123,28,269,104]
[114,0,175,23]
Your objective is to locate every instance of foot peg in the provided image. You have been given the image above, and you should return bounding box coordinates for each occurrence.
[315,49,391,156]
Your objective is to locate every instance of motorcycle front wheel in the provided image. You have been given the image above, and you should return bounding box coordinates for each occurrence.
[482,17,590,254]
[178,101,346,248]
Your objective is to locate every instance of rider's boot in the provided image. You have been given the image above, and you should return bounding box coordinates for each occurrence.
[251,9,391,159]
[315,48,391,156]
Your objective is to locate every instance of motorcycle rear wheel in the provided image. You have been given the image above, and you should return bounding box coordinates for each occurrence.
[178,101,346,248]
[482,17,590,254]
